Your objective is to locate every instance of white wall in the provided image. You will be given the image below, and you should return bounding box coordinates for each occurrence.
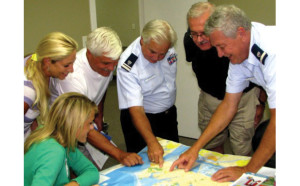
[139,0,206,139]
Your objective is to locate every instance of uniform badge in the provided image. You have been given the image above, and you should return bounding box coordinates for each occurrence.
[167,53,177,65]
[122,53,138,72]
[251,44,268,65]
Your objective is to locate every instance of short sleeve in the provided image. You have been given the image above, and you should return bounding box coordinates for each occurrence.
[117,65,144,109]
[226,63,249,93]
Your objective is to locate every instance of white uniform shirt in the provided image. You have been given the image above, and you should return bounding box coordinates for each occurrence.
[226,22,276,108]
[50,48,113,105]
[117,37,177,113]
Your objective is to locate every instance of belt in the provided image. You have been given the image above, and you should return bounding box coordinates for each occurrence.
[147,105,175,116]
[243,82,256,93]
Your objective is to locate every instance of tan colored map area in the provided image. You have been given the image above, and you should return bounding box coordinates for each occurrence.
[198,149,251,167]
[158,138,250,168]
[137,161,231,186]
[135,139,252,186]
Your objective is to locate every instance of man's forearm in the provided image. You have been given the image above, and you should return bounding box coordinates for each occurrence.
[258,88,267,103]
[129,106,157,145]
[94,95,105,132]
[87,130,123,161]
[192,99,238,152]
[245,109,276,172]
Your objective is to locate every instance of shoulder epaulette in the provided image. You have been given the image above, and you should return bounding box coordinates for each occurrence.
[121,53,138,72]
[251,44,268,65]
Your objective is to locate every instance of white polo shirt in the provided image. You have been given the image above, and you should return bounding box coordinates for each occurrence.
[50,48,113,105]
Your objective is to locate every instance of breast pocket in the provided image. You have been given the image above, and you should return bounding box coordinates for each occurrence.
[139,71,161,95]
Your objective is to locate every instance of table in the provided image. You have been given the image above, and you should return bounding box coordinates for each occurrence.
[98,138,275,186]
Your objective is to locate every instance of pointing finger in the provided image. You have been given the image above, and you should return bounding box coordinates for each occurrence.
[169,159,181,171]
[158,155,164,168]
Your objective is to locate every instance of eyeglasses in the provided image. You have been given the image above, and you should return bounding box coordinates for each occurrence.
[189,32,206,39]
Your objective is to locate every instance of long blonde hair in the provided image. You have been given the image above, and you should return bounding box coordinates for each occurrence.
[24,92,98,153]
[24,32,78,123]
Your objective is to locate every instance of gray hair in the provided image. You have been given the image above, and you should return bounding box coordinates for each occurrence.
[204,4,251,38]
[187,2,215,22]
[86,27,122,60]
[141,19,177,47]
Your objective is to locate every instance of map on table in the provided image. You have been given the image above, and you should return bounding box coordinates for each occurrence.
[99,139,253,186]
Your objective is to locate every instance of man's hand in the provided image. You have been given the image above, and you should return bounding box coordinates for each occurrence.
[147,141,164,168]
[211,166,247,182]
[118,151,144,166]
[169,147,198,172]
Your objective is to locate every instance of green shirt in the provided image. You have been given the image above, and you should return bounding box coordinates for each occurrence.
[24,138,99,186]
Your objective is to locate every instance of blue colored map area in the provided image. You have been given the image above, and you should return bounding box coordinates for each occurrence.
[99,139,239,186]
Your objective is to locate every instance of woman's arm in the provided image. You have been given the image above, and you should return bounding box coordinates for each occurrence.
[27,141,65,186]
[68,148,99,186]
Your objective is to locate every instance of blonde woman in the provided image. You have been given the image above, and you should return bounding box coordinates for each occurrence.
[24,32,78,139]
[24,92,99,186]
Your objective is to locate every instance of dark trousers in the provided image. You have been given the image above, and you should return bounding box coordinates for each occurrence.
[252,120,276,168]
[120,105,179,153]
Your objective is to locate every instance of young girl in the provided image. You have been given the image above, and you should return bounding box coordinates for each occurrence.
[24,92,99,186]
[24,32,78,139]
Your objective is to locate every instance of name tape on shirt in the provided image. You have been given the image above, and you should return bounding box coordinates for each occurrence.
[251,44,268,65]
[167,53,177,65]
[122,53,138,72]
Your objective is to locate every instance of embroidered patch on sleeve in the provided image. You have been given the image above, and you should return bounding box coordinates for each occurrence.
[167,53,177,65]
